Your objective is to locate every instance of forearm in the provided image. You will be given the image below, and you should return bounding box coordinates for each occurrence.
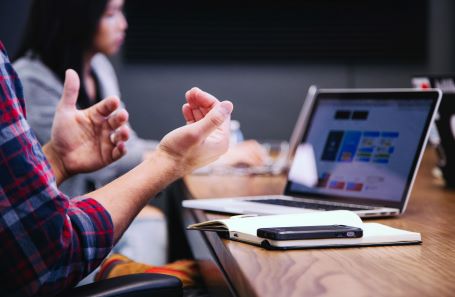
[88,150,181,241]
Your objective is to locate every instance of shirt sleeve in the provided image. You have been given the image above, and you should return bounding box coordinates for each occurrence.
[0,42,114,296]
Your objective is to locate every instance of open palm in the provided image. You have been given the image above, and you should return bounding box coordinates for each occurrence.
[158,87,233,174]
[49,70,130,177]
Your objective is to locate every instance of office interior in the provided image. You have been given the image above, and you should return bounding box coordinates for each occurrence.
[2,1,455,296]
[1,0,454,142]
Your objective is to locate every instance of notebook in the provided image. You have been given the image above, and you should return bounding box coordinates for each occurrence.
[183,88,442,218]
[187,211,422,250]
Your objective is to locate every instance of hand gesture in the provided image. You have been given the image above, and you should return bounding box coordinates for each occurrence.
[157,87,233,175]
[45,69,130,182]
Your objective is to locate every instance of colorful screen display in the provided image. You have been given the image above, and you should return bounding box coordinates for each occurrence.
[289,97,433,202]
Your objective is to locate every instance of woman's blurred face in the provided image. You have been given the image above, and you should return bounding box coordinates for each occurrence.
[93,0,127,55]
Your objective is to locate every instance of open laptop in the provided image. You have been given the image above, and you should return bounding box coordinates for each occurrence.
[183,88,441,217]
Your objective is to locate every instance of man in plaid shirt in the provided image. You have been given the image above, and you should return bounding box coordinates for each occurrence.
[0,41,233,296]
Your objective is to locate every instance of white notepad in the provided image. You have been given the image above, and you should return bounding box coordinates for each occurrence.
[187,210,421,250]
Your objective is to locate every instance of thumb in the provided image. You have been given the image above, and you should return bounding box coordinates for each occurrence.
[193,101,233,139]
[59,69,80,108]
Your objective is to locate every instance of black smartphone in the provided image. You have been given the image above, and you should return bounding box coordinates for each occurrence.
[257,225,363,240]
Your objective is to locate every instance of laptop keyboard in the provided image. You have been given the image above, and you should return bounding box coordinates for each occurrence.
[246,198,373,211]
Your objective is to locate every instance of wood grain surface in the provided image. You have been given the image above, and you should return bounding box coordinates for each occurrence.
[185,149,455,297]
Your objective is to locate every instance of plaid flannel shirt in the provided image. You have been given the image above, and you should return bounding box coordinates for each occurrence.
[0,41,114,296]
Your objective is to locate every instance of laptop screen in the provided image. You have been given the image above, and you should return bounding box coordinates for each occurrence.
[285,90,439,210]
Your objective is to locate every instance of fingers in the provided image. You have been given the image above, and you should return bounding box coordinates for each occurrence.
[108,113,129,162]
[184,87,229,124]
[107,108,129,130]
[191,107,205,122]
[185,87,221,121]
[94,96,121,117]
[59,69,80,108]
[110,125,130,144]
[185,87,219,109]
[192,100,233,139]
[111,141,127,161]
[110,126,129,161]
[182,103,195,123]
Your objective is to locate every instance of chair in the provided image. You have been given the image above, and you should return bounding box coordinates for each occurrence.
[59,273,182,297]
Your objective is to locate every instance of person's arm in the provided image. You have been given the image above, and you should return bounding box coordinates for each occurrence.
[89,88,233,240]
[33,69,233,243]
[0,43,115,296]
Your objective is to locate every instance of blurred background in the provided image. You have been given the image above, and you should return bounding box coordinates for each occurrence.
[1,0,454,141]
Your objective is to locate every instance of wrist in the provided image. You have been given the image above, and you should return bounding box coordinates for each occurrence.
[43,141,69,185]
[146,148,187,181]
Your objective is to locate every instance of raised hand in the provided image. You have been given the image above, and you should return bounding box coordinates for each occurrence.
[87,87,232,240]
[182,88,267,168]
[44,69,130,183]
[157,87,233,175]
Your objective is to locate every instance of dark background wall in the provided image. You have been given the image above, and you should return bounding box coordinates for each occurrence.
[1,0,454,141]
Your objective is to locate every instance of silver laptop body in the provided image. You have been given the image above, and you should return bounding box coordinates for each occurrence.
[184,88,441,218]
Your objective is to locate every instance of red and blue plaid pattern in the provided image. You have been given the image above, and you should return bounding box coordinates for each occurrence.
[0,41,114,296]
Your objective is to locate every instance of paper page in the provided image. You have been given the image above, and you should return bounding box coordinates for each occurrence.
[187,219,229,231]
[361,223,421,243]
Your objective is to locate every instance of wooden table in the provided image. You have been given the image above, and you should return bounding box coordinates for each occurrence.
[183,149,455,297]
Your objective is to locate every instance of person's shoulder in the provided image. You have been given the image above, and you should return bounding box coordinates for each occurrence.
[14,55,63,101]
[91,53,120,97]
[14,55,52,77]
[14,55,61,87]
[92,53,115,73]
